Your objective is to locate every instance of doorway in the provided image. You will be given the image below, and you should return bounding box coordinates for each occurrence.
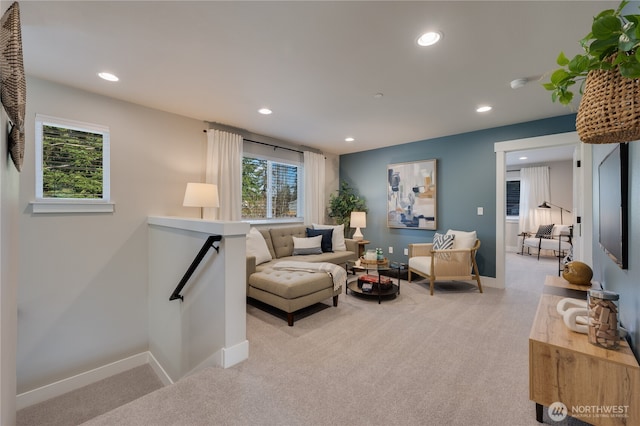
[494,132,593,289]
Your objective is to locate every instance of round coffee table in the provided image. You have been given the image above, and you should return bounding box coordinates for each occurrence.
[346,260,405,304]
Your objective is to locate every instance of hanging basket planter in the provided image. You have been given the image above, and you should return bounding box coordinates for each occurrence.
[576,66,640,144]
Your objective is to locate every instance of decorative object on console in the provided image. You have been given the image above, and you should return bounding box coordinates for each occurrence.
[556,297,589,334]
[350,211,366,240]
[588,289,620,349]
[387,159,437,229]
[538,201,571,224]
[544,1,640,144]
[562,261,593,286]
[183,182,219,218]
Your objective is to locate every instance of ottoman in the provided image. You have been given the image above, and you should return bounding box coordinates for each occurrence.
[248,268,341,326]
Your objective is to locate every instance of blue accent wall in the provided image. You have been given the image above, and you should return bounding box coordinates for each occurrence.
[339,114,577,278]
[592,142,640,358]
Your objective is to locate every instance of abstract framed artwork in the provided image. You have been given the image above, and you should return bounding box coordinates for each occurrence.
[387,159,437,229]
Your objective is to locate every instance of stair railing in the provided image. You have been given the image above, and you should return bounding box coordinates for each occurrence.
[169,234,222,301]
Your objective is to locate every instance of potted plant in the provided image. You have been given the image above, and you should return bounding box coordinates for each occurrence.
[327,181,367,237]
[544,0,640,144]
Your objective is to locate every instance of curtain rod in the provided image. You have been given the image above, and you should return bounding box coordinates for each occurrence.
[203,121,322,155]
[244,139,303,154]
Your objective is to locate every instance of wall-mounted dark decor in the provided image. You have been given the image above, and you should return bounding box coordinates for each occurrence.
[387,159,437,229]
[0,2,26,171]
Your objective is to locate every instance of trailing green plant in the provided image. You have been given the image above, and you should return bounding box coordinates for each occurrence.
[327,181,367,236]
[544,0,640,104]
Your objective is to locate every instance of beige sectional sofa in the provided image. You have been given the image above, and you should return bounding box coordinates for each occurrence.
[246,225,357,325]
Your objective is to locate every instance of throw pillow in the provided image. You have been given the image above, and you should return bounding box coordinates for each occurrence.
[306,227,333,252]
[246,227,272,265]
[446,229,477,250]
[432,232,455,250]
[292,235,323,255]
[313,223,346,251]
[535,224,555,239]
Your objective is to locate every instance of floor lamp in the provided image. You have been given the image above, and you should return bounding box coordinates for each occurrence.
[538,201,571,224]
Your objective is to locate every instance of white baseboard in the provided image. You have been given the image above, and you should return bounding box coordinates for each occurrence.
[222,340,249,368]
[147,351,174,386]
[480,275,502,289]
[16,352,161,410]
[184,340,249,378]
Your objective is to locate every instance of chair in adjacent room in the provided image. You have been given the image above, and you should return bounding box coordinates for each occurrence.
[523,224,572,260]
[408,229,483,296]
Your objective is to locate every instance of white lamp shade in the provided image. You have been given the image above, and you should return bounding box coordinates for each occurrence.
[183,183,219,208]
[350,211,366,228]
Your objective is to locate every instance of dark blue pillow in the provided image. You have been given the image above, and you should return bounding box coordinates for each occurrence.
[306,228,333,252]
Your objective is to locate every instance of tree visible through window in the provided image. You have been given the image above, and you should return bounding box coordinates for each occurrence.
[35,115,110,201]
[242,156,300,219]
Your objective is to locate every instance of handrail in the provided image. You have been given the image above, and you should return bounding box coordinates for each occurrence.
[169,234,222,301]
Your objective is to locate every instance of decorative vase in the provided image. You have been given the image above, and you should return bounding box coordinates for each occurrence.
[576,66,640,144]
[562,261,593,286]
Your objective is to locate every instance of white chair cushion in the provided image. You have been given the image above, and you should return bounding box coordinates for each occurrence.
[409,256,431,275]
[446,229,477,250]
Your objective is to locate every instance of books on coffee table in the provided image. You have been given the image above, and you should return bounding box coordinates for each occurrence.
[358,274,391,284]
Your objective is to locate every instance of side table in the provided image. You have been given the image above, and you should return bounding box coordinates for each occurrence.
[355,240,370,258]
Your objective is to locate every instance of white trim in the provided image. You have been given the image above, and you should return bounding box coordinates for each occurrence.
[16,352,155,410]
[31,200,115,214]
[495,131,592,289]
[222,340,249,368]
[34,114,111,203]
[147,351,174,387]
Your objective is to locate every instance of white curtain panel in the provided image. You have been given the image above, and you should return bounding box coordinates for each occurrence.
[519,166,551,233]
[205,129,242,220]
[303,151,325,225]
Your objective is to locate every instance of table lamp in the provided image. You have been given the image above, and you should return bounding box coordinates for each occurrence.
[350,211,366,241]
[183,183,219,219]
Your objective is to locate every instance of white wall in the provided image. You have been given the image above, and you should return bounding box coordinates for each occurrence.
[17,77,206,393]
[17,77,342,394]
[0,50,20,426]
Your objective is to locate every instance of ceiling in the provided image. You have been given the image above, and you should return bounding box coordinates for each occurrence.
[19,1,619,156]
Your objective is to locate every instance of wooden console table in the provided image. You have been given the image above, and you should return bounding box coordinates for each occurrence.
[529,276,639,425]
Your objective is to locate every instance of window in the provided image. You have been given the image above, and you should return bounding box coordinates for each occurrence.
[34,115,112,213]
[506,179,520,217]
[242,156,301,220]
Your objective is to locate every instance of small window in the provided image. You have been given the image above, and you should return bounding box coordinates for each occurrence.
[242,156,301,220]
[506,179,520,217]
[34,115,112,213]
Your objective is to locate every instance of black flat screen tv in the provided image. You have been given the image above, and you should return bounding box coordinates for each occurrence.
[598,143,628,269]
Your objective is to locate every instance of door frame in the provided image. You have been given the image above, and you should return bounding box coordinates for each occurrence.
[494,131,593,288]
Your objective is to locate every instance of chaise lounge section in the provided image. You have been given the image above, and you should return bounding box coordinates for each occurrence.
[246,225,357,325]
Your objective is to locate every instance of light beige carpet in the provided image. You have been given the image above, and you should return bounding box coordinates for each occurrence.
[17,364,163,426]
[84,278,545,425]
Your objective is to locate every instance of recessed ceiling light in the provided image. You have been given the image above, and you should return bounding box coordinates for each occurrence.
[345,137,355,142]
[476,105,492,113]
[98,72,119,82]
[417,31,442,47]
[258,108,272,115]
[519,156,528,160]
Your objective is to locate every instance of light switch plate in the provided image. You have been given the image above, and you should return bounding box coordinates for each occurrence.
[477,207,484,215]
